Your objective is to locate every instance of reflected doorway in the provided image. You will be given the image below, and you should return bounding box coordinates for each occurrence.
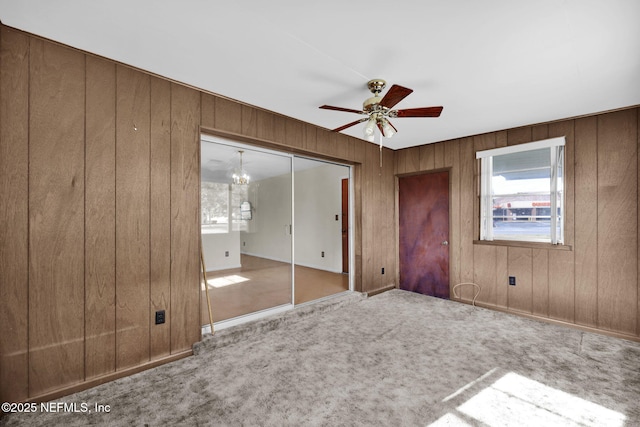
[200,135,351,326]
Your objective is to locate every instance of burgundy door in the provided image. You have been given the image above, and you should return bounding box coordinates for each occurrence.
[398,171,450,298]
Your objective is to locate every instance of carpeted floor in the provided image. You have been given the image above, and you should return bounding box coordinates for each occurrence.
[2,289,639,426]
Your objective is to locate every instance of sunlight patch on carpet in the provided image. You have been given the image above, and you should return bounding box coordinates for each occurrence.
[454,372,625,427]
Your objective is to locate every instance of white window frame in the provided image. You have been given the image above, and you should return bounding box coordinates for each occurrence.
[476,136,566,244]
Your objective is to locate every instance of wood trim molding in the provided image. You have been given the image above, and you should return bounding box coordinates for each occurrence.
[452,297,640,344]
[25,350,193,404]
[473,240,572,251]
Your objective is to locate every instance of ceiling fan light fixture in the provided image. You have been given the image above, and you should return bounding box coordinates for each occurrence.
[381,118,395,138]
[363,117,376,137]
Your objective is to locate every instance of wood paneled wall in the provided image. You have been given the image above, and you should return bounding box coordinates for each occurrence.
[0,26,201,402]
[1,25,397,401]
[396,107,640,340]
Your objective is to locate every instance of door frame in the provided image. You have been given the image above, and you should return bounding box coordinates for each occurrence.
[395,168,452,296]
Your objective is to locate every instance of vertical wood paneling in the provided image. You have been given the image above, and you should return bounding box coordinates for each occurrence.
[273,114,287,145]
[446,140,462,295]
[507,127,532,145]
[407,147,421,173]
[149,77,172,360]
[285,119,304,150]
[507,247,532,313]
[115,65,151,369]
[361,143,377,291]
[496,130,508,147]
[419,144,435,171]
[531,249,549,317]
[214,96,242,133]
[574,116,598,327]
[0,26,30,402]
[241,105,258,138]
[597,109,638,334]
[85,55,116,379]
[200,93,215,129]
[434,142,445,169]
[170,83,201,352]
[460,139,475,299]
[352,160,363,292]
[382,147,396,286]
[342,134,356,163]
[28,39,85,395]
[325,130,339,157]
[303,123,317,153]
[255,110,275,142]
[532,124,548,141]
[548,250,575,322]
[394,148,406,174]
[473,245,497,305]
[496,246,509,308]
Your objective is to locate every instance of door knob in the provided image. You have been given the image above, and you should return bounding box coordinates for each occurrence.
[442,240,449,246]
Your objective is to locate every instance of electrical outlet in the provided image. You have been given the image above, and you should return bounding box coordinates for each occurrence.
[381,267,385,274]
[321,251,325,257]
[509,276,516,286]
[225,251,229,257]
[155,310,166,325]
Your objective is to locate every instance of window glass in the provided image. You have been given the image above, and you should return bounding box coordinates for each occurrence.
[201,181,230,234]
[478,138,565,244]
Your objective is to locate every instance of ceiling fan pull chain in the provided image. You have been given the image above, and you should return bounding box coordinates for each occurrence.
[379,134,383,172]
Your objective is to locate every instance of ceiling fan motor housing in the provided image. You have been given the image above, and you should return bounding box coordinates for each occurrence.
[363,79,387,112]
[363,96,383,112]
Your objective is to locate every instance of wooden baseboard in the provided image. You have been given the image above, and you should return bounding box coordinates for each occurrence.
[26,350,193,403]
[366,284,397,297]
[452,297,640,344]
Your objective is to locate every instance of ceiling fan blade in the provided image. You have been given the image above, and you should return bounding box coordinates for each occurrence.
[333,118,368,132]
[319,105,366,115]
[379,84,413,109]
[394,106,443,118]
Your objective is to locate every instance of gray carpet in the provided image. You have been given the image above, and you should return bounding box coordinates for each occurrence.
[2,289,639,426]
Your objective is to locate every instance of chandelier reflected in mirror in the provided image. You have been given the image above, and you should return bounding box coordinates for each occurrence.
[232,150,250,185]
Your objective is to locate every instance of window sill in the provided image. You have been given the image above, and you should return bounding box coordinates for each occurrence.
[473,240,572,251]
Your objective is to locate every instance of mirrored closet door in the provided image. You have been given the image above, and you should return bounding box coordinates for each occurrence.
[200,137,292,323]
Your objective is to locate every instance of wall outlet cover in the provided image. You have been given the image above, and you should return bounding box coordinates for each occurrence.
[155,310,166,325]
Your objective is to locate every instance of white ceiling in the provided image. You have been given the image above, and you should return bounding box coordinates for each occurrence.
[1,1,639,150]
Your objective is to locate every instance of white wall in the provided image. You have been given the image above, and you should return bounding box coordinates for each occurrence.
[240,173,292,263]
[203,155,348,273]
[294,163,347,272]
[202,231,241,271]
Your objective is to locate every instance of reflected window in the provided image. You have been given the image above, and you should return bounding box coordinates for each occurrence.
[201,182,230,234]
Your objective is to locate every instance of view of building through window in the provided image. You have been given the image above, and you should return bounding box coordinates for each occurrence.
[478,138,565,244]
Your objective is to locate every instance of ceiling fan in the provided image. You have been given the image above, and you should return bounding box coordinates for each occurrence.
[319,79,443,143]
